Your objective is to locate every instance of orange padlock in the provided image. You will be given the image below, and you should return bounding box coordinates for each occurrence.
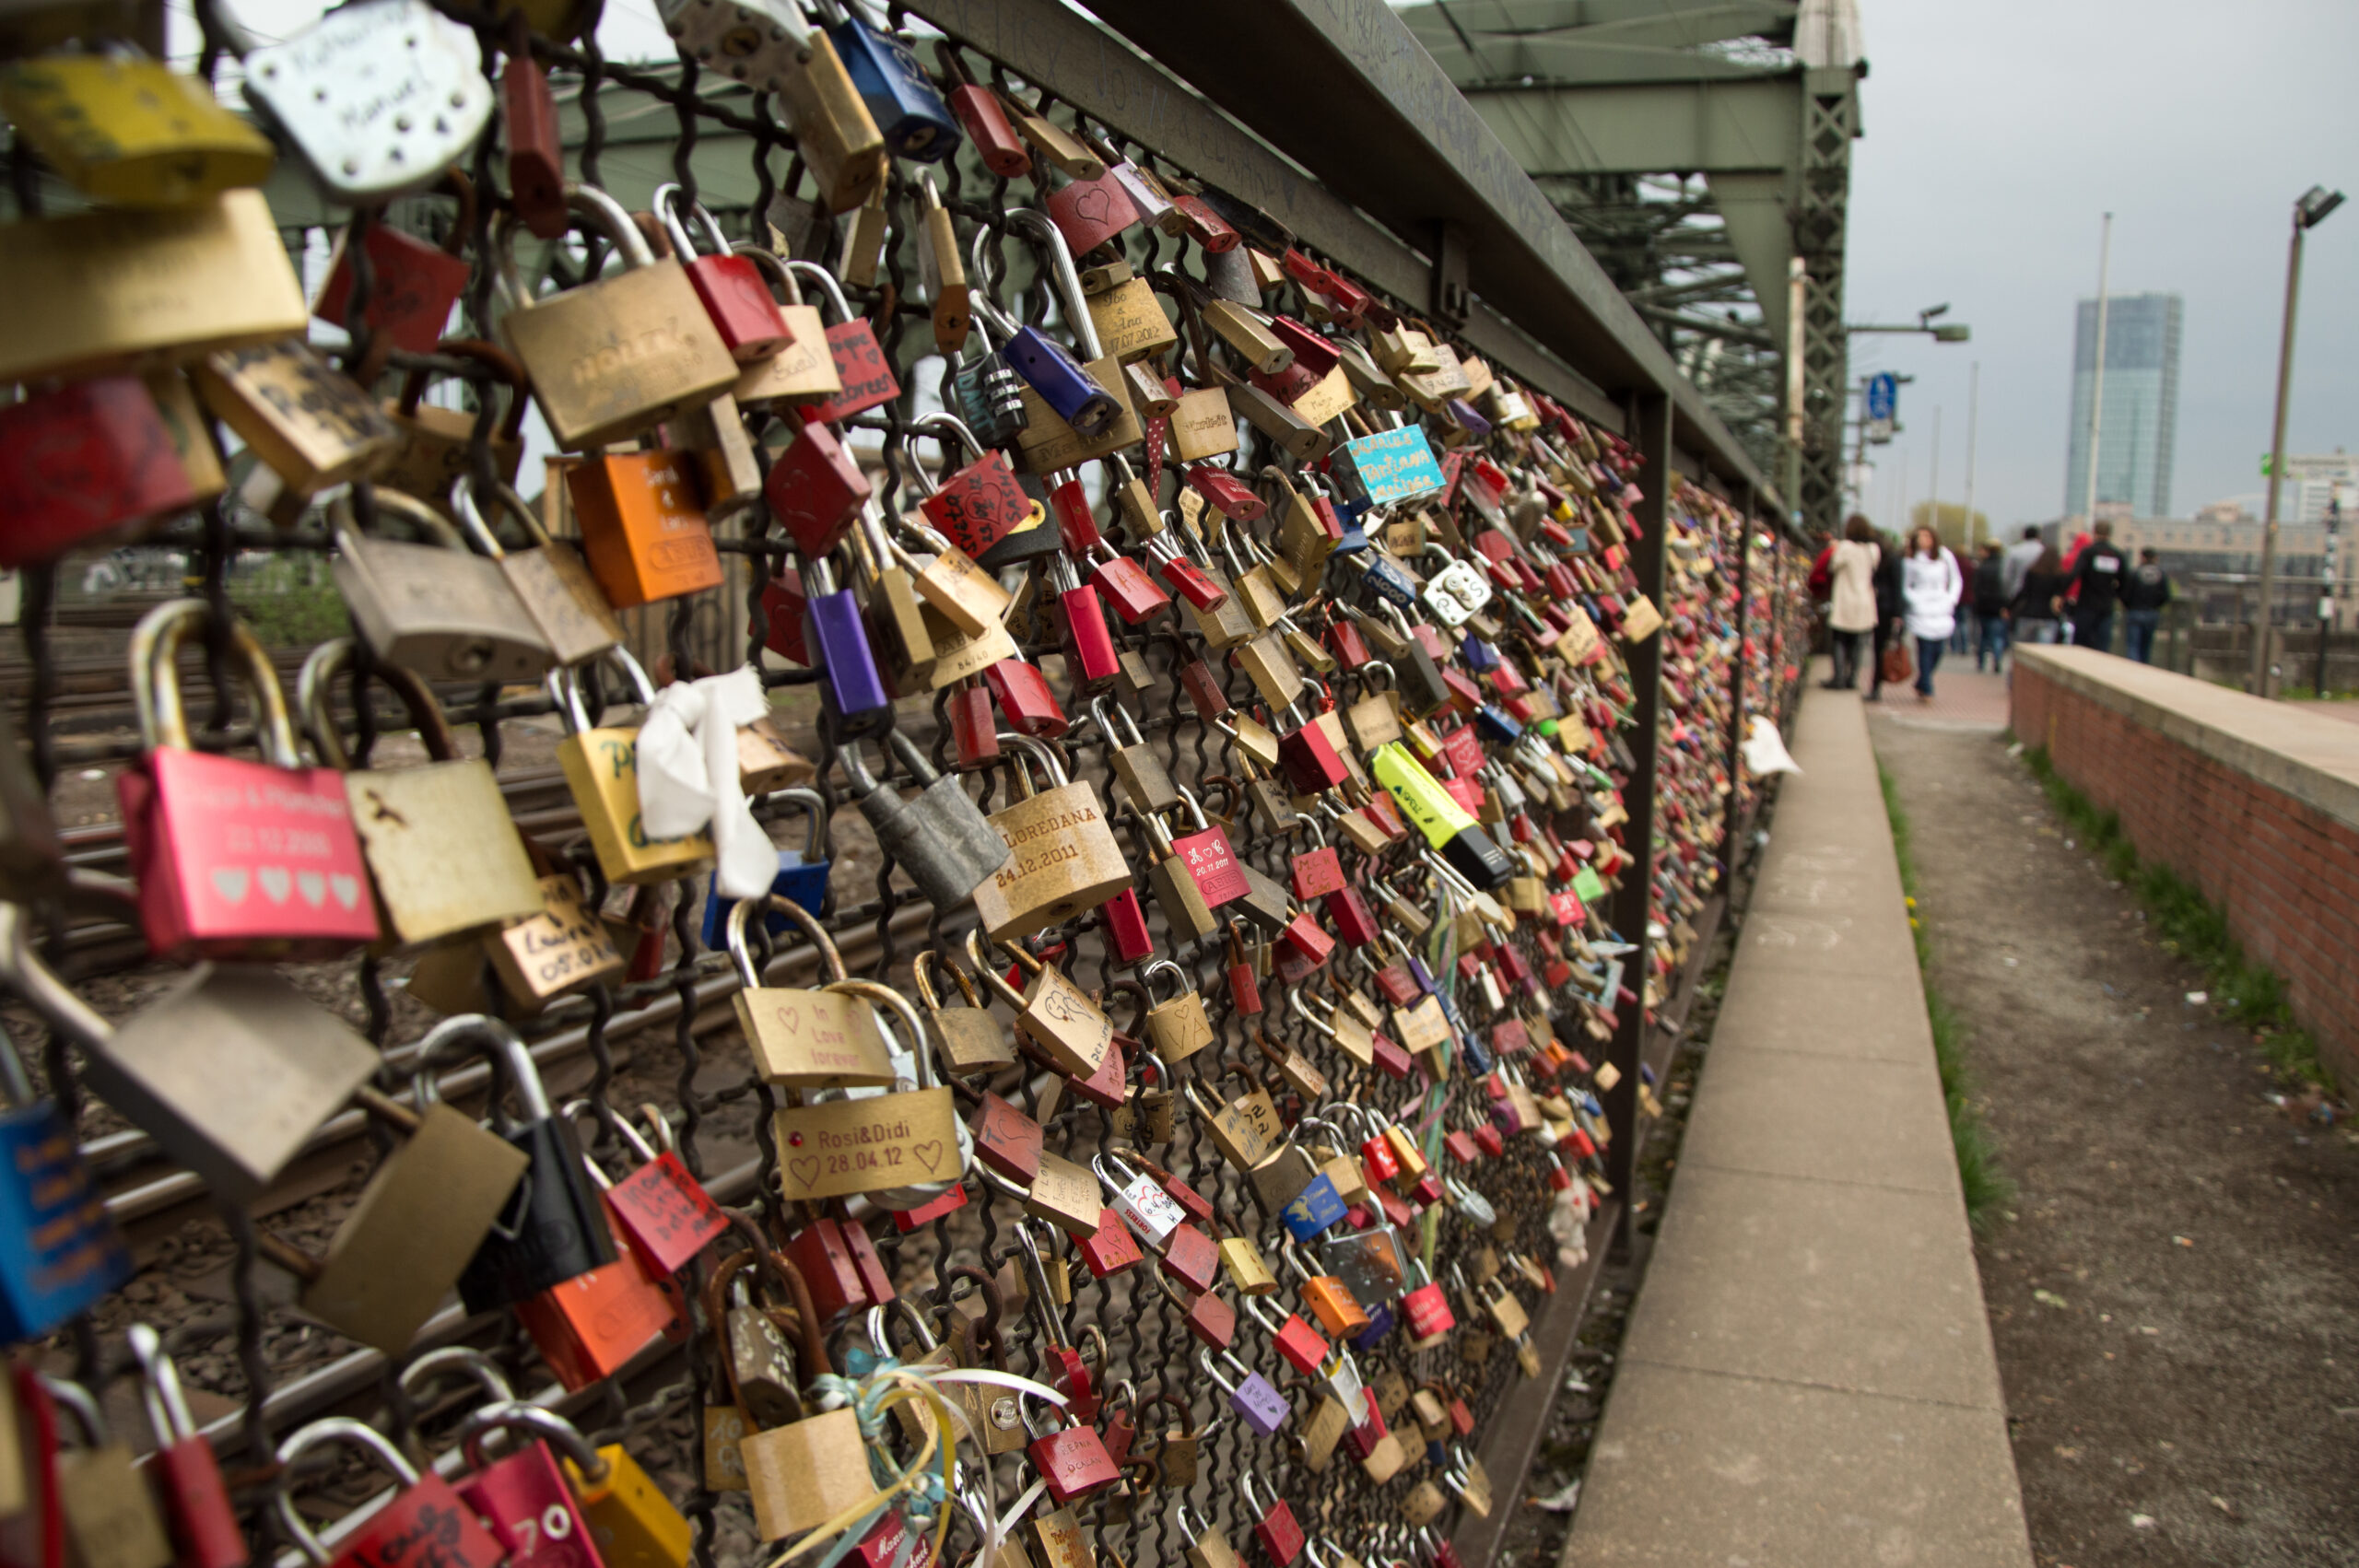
[564,450,724,608]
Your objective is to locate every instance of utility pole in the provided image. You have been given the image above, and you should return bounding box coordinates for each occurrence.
[2318,494,2339,697]
[1928,406,1942,542]
[1963,362,1980,545]
[2253,185,2345,694]
[2082,214,2114,528]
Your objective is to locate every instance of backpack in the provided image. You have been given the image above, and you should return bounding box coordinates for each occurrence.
[1973,555,2007,611]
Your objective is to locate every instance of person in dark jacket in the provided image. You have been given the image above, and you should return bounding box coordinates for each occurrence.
[1971,542,2011,672]
[2120,547,2172,664]
[2011,546,2069,647]
[2068,520,2129,650]
[1867,532,1907,702]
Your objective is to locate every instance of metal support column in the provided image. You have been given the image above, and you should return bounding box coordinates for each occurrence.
[1604,392,1673,1249]
[1722,488,1753,885]
[1795,72,1855,539]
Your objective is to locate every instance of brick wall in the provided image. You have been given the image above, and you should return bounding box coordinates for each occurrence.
[2013,648,2359,1089]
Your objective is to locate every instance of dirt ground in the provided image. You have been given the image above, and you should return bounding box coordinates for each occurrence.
[1872,704,2359,1567]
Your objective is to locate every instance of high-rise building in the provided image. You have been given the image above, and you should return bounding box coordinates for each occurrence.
[2063,292,2183,520]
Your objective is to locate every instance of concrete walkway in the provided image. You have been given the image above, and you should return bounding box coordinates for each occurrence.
[1565,685,2034,1567]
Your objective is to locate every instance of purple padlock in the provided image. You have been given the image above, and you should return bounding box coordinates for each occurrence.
[800,555,892,733]
[1350,1300,1396,1350]
[1203,1347,1289,1437]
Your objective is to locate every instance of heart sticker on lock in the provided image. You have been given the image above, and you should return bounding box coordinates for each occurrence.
[258,867,290,903]
[211,869,249,904]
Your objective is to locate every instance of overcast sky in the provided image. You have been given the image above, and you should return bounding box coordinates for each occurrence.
[1844,0,2359,532]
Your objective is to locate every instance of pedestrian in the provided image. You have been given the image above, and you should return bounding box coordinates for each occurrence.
[2120,546,2172,665]
[1949,538,1974,656]
[1972,541,2011,672]
[2002,524,2043,603]
[1867,531,1907,703]
[2011,544,2069,647]
[2068,520,2129,652]
[1821,514,1882,690]
[1902,525,1961,703]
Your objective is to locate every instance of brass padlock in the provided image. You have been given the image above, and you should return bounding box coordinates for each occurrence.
[331,488,557,685]
[916,948,1015,1079]
[968,929,1114,1082]
[968,735,1132,943]
[454,482,623,669]
[729,241,842,407]
[194,337,397,500]
[774,29,888,214]
[495,183,738,451]
[377,339,531,515]
[1139,957,1214,1064]
[551,647,715,886]
[724,895,895,1088]
[296,640,543,948]
[0,52,274,207]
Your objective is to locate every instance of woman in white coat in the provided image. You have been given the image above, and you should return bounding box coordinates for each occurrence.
[1822,515,1882,690]
[1901,526,1962,702]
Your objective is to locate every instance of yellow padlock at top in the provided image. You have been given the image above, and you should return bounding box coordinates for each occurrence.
[0,53,273,206]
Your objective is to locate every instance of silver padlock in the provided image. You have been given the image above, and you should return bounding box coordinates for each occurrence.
[839,730,1011,912]
[655,0,810,93]
[330,488,557,684]
[242,0,493,204]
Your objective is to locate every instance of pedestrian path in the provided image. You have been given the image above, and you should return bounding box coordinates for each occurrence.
[1563,683,2034,1567]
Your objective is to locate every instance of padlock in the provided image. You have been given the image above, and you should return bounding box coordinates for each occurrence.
[839,730,1014,911]
[903,414,1035,560]
[1399,1258,1456,1345]
[916,949,1015,1079]
[1285,1241,1372,1340]
[0,52,271,207]
[0,374,211,569]
[725,894,895,1087]
[340,459,546,658]
[781,258,900,424]
[30,1376,169,1568]
[1138,958,1215,1065]
[643,181,796,361]
[296,642,543,948]
[562,1426,697,1568]
[195,336,397,502]
[495,184,738,450]
[376,341,531,515]
[123,1327,247,1568]
[968,282,1116,442]
[111,601,377,962]
[968,735,1132,942]
[1242,1293,1331,1379]
[656,0,807,89]
[452,1403,608,1567]
[967,929,1114,1082]
[572,1100,732,1279]
[1022,1398,1121,1507]
[273,1416,505,1568]
[1138,809,1217,946]
[1201,1347,1288,1437]
[883,509,1009,639]
[563,444,725,610]
[1219,1232,1279,1297]
[986,215,1144,473]
[1184,1078,1284,1172]
[724,242,842,407]
[552,648,715,885]
[707,1246,807,1430]
[242,0,492,204]
[414,1015,616,1311]
[770,999,965,1208]
[1241,1471,1306,1567]
[820,0,957,160]
[452,482,624,669]
[310,172,475,365]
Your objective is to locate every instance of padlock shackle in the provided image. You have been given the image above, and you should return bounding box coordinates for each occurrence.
[130,598,302,766]
[725,892,848,989]
[997,729,1068,789]
[963,928,1031,1011]
[456,1398,605,1478]
[396,1342,518,1410]
[274,1416,424,1564]
[453,478,565,560]
[492,181,654,309]
[728,240,807,309]
[823,978,936,1090]
[37,1374,106,1447]
[411,1012,550,1123]
[334,485,471,551]
[297,638,462,770]
[783,258,857,327]
[915,948,982,1015]
[558,1094,660,1169]
[557,645,659,733]
[1002,208,1102,361]
[650,181,730,261]
[866,1294,940,1358]
[1013,1220,1072,1351]
[126,1323,196,1444]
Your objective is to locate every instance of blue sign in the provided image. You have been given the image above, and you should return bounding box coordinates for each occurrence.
[1865,372,1897,421]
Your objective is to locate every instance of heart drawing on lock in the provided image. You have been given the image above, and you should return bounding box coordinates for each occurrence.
[912,1140,945,1174]
[1072,187,1110,224]
[770,1000,803,1036]
[297,872,325,907]
[257,867,292,904]
[209,868,250,905]
[329,874,362,909]
[788,1156,821,1191]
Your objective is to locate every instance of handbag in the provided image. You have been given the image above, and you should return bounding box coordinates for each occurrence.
[1880,638,1913,685]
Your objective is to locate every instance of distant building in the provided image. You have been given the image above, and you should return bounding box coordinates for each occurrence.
[2194,498,2254,524]
[2063,292,2183,521]
[2109,515,2355,626]
[2277,451,2358,524]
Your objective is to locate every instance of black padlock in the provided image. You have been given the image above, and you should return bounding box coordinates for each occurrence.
[419,1016,616,1312]
[1396,639,1455,719]
[978,471,1070,572]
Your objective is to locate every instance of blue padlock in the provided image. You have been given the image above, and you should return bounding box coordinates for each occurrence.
[1281,1171,1347,1243]
[1460,1027,1494,1077]
[1473,705,1522,746]
[800,555,892,736]
[827,9,960,163]
[698,788,831,949]
[0,1042,131,1340]
[1349,1300,1395,1350]
[1459,635,1500,673]
[969,210,1121,437]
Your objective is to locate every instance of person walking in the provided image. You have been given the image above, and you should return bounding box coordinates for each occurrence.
[2011,545,2069,647]
[1867,531,1907,702]
[1949,538,1974,656]
[2120,547,2172,664]
[1821,515,1882,690]
[1972,541,2012,672]
[1902,525,1962,702]
[2068,520,2129,652]
[2003,525,2043,603]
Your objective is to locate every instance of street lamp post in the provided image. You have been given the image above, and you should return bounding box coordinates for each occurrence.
[2251,184,2344,696]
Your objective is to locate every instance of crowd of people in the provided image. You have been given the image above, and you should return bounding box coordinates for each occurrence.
[1810,517,2174,700]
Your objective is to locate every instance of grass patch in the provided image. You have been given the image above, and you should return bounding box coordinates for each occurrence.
[232,555,349,649]
[2021,746,2333,1092]
[1878,761,2016,1233]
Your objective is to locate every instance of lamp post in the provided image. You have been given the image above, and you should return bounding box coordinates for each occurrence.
[2251,184,2344,696]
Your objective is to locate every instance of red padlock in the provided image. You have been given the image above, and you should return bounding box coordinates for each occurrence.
[1086,546,1171,624]
[117,602,378,963]
[1172,815,1249,907]
[1322,885,1379,948]
[1289,846,1344,901]
[452,1404,605,1568]
[0,377,205,568]
[971,1092,1044,1184]
[1054,566,1121,693]
[792,262,900,424]
[1278,911,1334,969]
[984,657,1071,739]
[1442,1129,1479,1165]
[950,679,1001,769]
[1026,1406,1121,1505]
[765,419,871,557]
[596,1108,729,1276]
[1182,463,1266,521]
[657,185,792,361]
[1245,1474,1305,1568]
[1327,615,1371,668]
[914,420,1035,559]
[515,1219,683,1390]
[501,41,566,239]
[1402,1261,1456,1341]
[786,1216,874,1321]
[1101,888,1155,965]
[1046,167,1141,258]
[1179,657,1232,721]
[129,1327,246,1568]
[761,565,810,664]
[275,1417,505,1568]
[1169,192,1239,252]
[1275,720,1348,795]
[1169,1275,1236,1350]
[1154,541,1232,610]
[1159,1222,1221,1296]
[1079,1208,1144,1278]
[1252,1299,1331,1376]
[1226,928,1262,1016]
[311,172,475,357]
